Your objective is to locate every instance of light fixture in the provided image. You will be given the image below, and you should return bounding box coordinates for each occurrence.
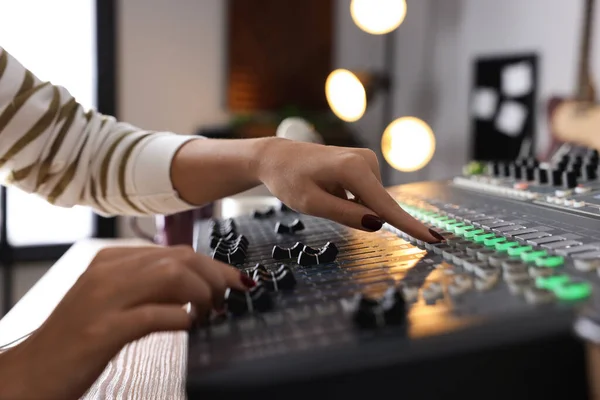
[381,117,436,172]
[325,69,390,122]
[325,1,436,180]
[350,0,407,35]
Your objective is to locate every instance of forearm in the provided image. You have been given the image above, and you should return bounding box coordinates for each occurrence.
[171,137,275,205]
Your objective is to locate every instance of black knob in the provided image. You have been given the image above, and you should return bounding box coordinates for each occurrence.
[301,245,321,255]
[526,158,539,168]
[210,232,240,248]
[248,263,269,277]
[520,166,534,181]
[353,288,406,329]
[562,171,577,188]
[353,294,382,329]
[272,242,304,260]
[508,163,522,179]
[582,164,598,181]
[252,207,275,219]
[550,169,563,186]
[297,242,338,266]
[249,284,273,312]
[497,161,509,177]
[210,224,236,238]
[534,168,549,184]
[215,239,248,254]
[225,288,249,316]
[380,287,407,326]
[212,247,246,264]
[225,284,273,316]
[256,267,297,291]
[274,218,305,234]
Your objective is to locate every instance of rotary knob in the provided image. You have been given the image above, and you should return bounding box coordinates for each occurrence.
[274,218,305,234]
[255,266,297,291]
[353,287,407,329]
[252,207,275,219]
[297,242,338,266]
[225,284,273,316]
[272,242,304,260]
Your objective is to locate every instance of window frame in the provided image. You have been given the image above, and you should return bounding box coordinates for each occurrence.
[1,0,118,313]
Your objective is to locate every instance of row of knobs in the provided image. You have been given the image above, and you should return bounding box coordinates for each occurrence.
[252,202,293,219]
[489,151,600,188]
[353,287,407,329]
[272,241,339,266]
[209,219,248,264]
[226,264,296,315]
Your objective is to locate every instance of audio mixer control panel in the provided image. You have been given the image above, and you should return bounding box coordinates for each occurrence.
[186,150,600,399]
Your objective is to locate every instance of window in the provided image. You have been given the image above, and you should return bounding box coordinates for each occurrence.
[0,0,97,246]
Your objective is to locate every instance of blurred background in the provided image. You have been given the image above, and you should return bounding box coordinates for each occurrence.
[0,0,594,309]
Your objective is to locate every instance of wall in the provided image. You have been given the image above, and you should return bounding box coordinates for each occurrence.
[117,0,592,236]
[382,0,588,185]
[117,0,229,236]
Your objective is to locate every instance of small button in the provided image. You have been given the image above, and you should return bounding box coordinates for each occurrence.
[464,229,485,238]
[473,233,496,243]
[484,237,507,247]
[520,250,548,263]
[554,281,592,301]
[475,274,500,291]
[473,262,501,280]
[488,252,513,267]
[476,248,497,261]
[535,275,570,290]
[495,241,520,252]
[431,243,453,255]
[502,260,529,280]
[528,236,566,246]
[556,244,600,256]
[534,256,565,268]
[466,244,486,257]
[507,245,533,256]
[524,287,555,305]
[507,278,534,295]
[274,218,305,234]
[541,240,583,250]
[494,225,526,233]
[528,266,555,278]
[515,232,551,241]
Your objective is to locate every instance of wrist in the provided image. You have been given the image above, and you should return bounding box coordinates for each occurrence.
[0,346,32,398]
[249,136,284,183]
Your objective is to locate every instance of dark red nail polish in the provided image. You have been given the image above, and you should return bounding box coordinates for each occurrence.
[428,228,445,243]
[361,214,384,231]
[240,273,256,288]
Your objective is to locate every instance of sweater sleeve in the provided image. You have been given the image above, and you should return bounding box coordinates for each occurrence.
[0,46,200,216]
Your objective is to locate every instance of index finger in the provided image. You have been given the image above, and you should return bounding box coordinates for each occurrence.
[342,170,443,243]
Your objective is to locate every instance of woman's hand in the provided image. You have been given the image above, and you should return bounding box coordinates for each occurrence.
[0,245,251,400]
[173,137,442,243]
[255,138,442,242]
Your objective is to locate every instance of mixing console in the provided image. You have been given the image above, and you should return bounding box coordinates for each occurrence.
[185,152,600,399]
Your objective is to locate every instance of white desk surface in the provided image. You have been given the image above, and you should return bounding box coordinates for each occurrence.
[0,238,189,399]
[0,238,151,347]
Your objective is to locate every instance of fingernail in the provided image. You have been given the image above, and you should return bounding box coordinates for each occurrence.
[428,228,445,243]
[240,273,256,288]
[361,214,384,231]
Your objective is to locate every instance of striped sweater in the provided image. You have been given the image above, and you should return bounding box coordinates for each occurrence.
[0,46,198,216]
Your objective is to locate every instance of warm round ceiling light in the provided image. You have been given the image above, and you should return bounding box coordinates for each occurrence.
[381,117,436,172]
[325,69,367,122]
[350,0,407,35]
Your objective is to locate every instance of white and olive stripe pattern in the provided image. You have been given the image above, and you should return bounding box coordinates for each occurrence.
[0,46,196,216]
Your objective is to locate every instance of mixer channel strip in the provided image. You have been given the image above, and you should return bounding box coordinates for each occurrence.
[396,197,594,302]
[189,193,600,374]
